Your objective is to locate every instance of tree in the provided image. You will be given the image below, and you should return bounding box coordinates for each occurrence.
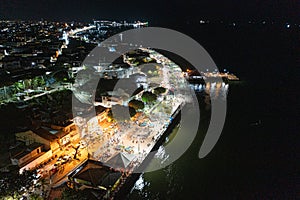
[153,87,166,95]
[72,145,81,160]
[61,187,95,200]
[14,81,24,92]
[32,76,46,89]
[110,105,136,121]
[128,99,144,110]
[29,193,43,200]
[129,106,136,117]
[32,76,45,89]
[24,79,32,89]
[141,91,157,104]
[130,86,144,97]
[0,170,37,199]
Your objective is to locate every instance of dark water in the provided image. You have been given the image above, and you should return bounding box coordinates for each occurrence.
[127,24,299,199]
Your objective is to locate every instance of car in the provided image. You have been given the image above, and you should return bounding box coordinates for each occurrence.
[33,173,41,179]
[61,160,68,165]
[63,155,69,160]
[63,156,72,161]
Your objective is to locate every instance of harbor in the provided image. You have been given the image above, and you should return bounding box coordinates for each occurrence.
[66,48,190,199]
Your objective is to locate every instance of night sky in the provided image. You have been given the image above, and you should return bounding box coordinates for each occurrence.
[0,0,299,22]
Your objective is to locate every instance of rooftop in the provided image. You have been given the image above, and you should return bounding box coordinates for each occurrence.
[71,160,121,189]
[32,127,58,141]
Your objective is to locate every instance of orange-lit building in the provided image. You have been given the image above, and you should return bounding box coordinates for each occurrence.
[10,142,43,167]
[13,122,79,172]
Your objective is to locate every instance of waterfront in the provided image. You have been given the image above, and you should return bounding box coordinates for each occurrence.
[0,18,298,199]
[127,24,299,199]
[128,81,298,199]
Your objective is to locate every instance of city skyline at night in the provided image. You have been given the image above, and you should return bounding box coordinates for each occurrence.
[0,1,298,199]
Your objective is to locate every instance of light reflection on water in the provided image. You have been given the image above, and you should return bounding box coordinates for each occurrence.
[129,126,185,199]
[129,84,229,199]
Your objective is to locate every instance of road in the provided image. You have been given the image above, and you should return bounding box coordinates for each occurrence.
[68,25,96,37]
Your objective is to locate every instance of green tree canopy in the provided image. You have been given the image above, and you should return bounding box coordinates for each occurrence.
[109,105,136,121]
[128,99,144,110]
[141,91,157,104]
[14,81,24,92]
[153,87,166,95]
[61,187,95,200]
[0,170,37,199]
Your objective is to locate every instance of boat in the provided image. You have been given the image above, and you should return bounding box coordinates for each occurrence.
[250,120,262,126]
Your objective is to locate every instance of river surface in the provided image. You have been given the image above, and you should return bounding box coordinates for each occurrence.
[127,24,299,199]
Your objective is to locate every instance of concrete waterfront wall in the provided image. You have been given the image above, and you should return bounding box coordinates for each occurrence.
[114,109,181,200]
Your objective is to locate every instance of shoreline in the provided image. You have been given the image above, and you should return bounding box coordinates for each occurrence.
[113,108,181,200]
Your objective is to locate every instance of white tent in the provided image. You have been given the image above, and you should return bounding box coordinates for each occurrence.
[105,152,136,169]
